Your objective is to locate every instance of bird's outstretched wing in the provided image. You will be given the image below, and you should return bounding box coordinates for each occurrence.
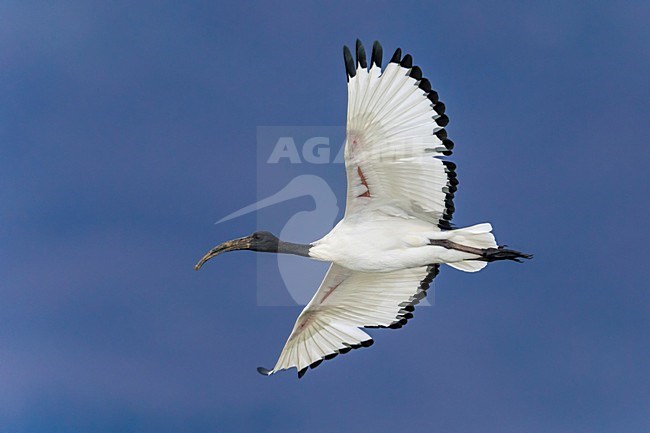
[343,40,456,229]
[257,264,439,377]
[259,41,449,377]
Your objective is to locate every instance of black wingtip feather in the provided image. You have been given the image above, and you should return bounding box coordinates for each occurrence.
[356,39,367,69]
[442,160,457,171]
[371,41,383,68]
[307,339,374,374]
[409,66,423,80]
[437,114,449,127]
[439,153,458,228]
[442,138,454,150]
[390,48,402,63]
[298,367,307,379]
[343,45,356,79]
[400,54,413,68]
[418,78,432,93]
[438,220,453,230]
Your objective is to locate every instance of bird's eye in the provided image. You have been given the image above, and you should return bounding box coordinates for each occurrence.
[252,233,260,240]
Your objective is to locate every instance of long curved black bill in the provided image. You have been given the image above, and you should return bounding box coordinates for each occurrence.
[194,237,250,270]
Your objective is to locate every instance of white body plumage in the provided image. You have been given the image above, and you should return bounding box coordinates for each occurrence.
[310,211,494,273]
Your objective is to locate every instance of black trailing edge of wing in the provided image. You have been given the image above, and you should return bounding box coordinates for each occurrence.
[409,66,423,80]
[390,47,402,64]
[439,160,458,226]
[418,78,432,93]
[442,138,454,151]
[296,338,374,378]
[399,49,455,228]
[444,197,455,212]
[442,160,456,173]
[436,114,450,127]
[356,39,367,69]
[371,40,382,68]
[438,219,453,230]
[366,265,441,329]
[343,45,356,81]
[399,54,413,68]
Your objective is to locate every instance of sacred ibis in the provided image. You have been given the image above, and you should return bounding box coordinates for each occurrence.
[195,40,532,378]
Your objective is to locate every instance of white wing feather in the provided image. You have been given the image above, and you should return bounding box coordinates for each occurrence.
[344,46,455,228]
[259,263,437,377]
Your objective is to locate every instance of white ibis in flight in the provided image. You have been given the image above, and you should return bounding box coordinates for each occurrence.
[195,40,532,378]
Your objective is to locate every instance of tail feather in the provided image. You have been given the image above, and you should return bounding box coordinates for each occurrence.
[447,260,487,272]
[443,223,497,273]
[443,223,532,272]
[450,223,497,249]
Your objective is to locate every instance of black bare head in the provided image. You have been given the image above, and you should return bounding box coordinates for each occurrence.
[249,231,280,252]
[194,231,279,270]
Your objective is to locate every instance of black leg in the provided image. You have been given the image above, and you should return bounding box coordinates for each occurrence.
[430,239,532,263]
[479,246,533,263]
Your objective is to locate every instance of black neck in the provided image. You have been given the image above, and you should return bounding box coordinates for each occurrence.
[277,240,311,257]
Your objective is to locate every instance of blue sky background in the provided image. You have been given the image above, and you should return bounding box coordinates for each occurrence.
[1,1,649,432]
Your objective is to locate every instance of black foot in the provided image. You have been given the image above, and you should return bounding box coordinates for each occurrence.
[481,246,533,263]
